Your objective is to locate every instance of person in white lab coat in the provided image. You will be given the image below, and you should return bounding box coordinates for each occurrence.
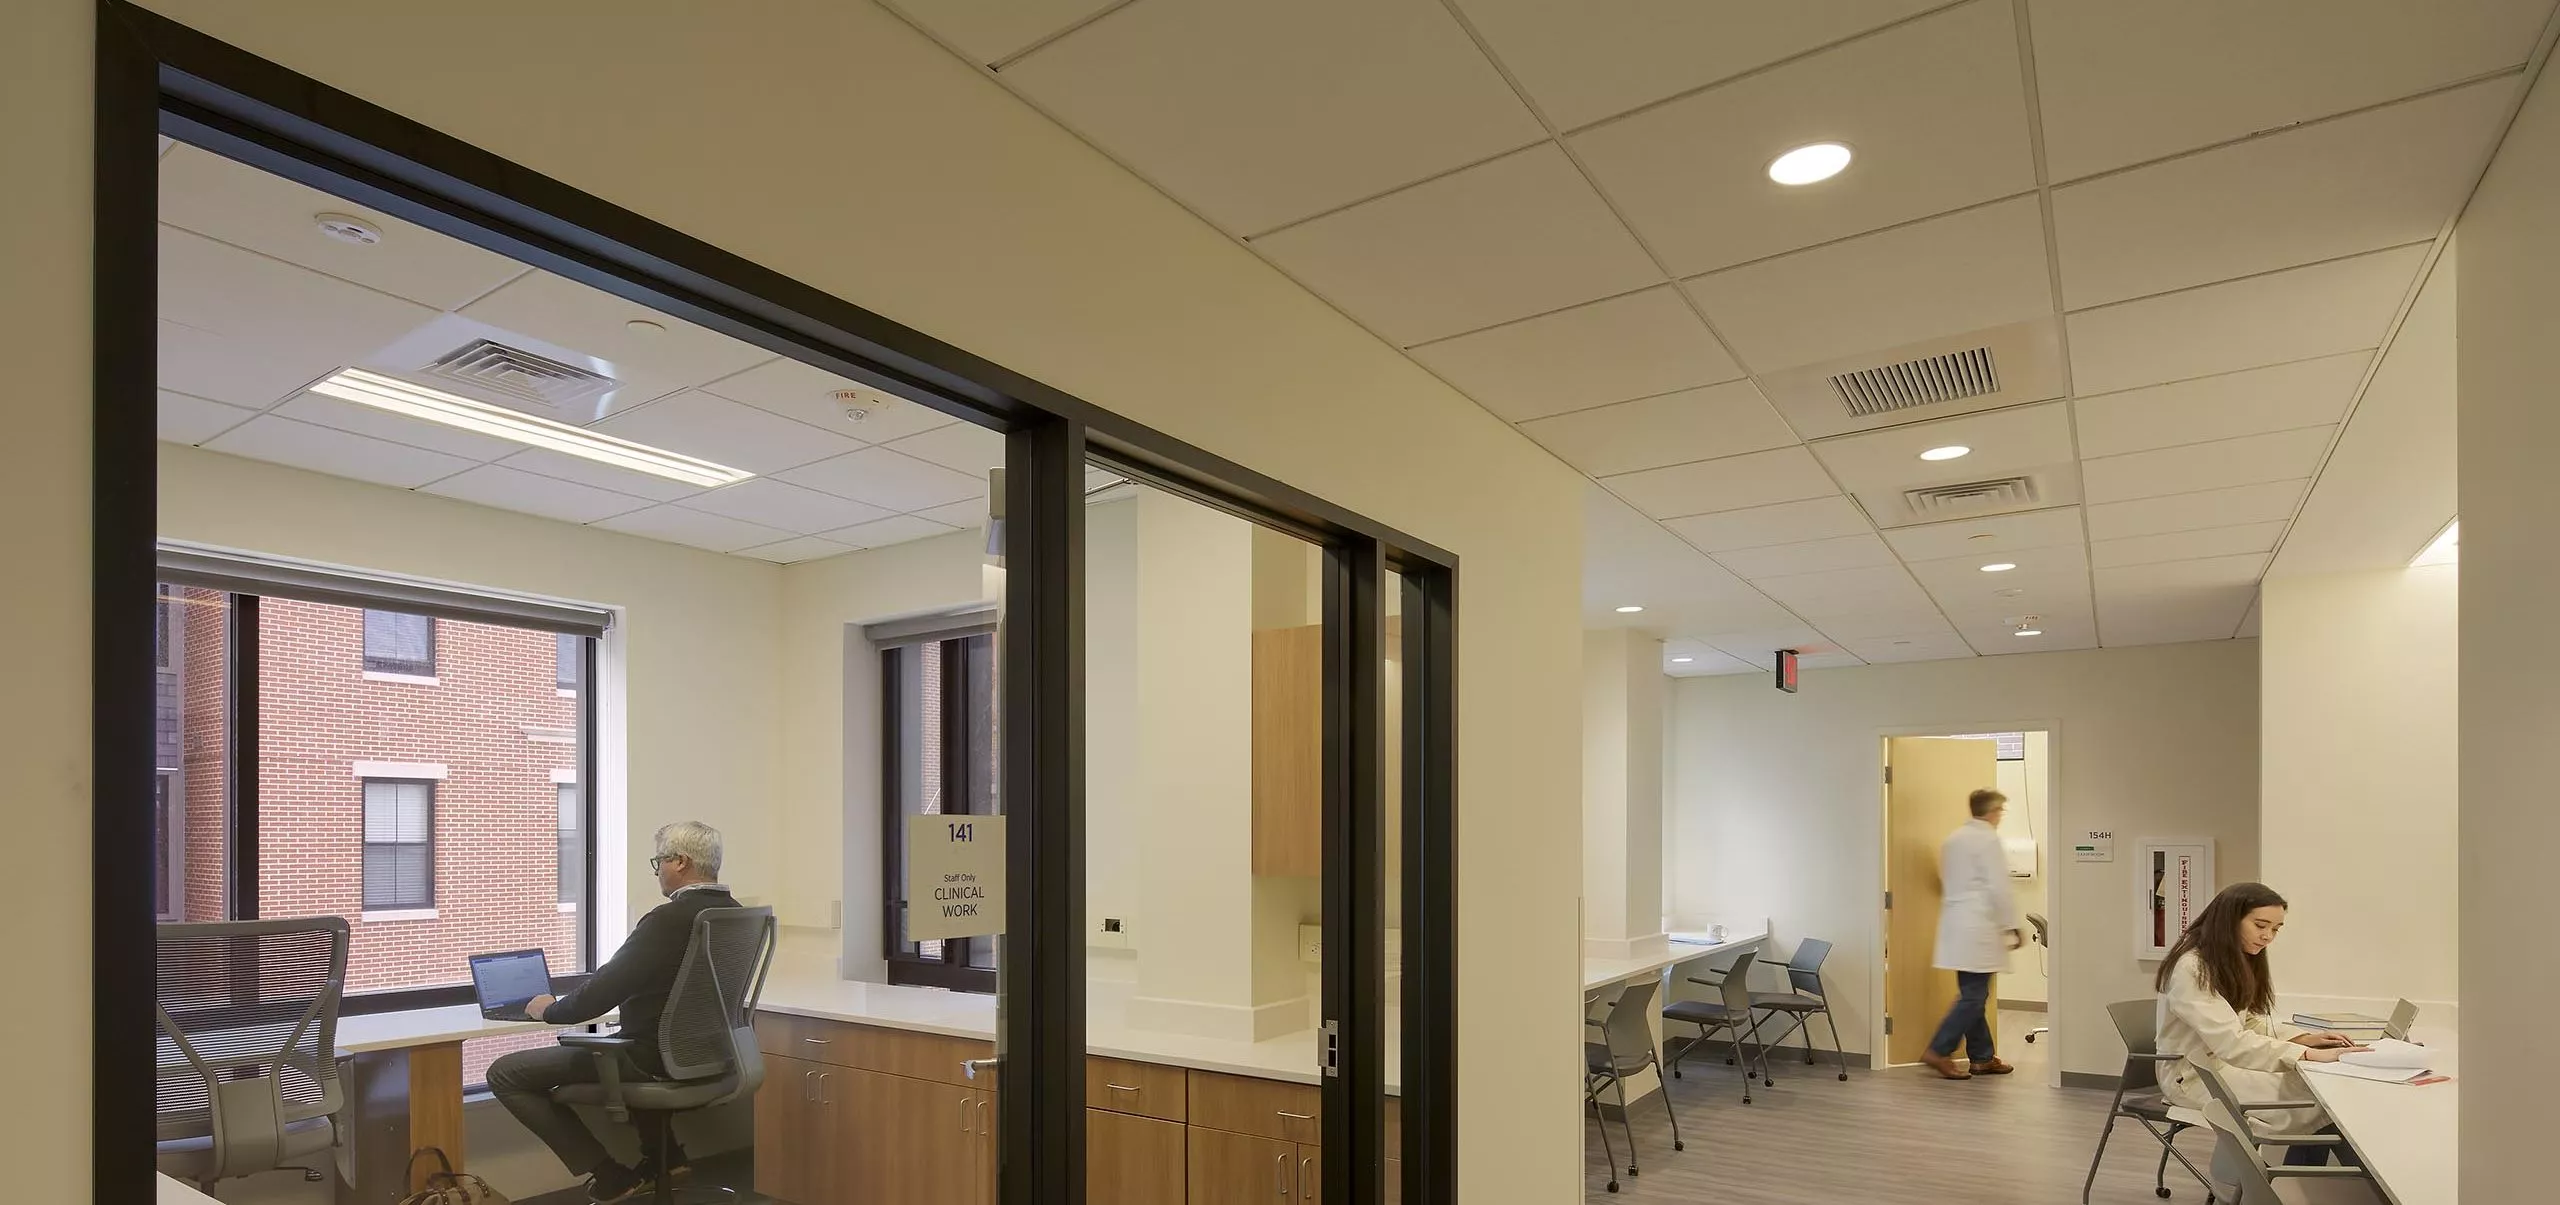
[1921,788,2024,1080]
[2154,882,2366,1168]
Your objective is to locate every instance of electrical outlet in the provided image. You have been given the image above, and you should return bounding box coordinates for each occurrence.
[1298,925,1322,963]
[1094,916,1130,950]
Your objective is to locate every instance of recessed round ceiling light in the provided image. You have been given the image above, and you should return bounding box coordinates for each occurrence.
[1671,656,1695,664]
[1980,562,2018,573]
[1768,142,1853,186]
[1919,445,1971,462]
[1615,605,1646,614]
[313,212,382,246]
[624,319,666,336]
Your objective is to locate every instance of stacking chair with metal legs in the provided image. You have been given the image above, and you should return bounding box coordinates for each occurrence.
[2084,999,2217,1204]
[155,916,353,1196]
[1585,977,1683,1195]
[1745,937,1850,1082]
[2189,1064,2382,1205]
[1662,948,1773,1103]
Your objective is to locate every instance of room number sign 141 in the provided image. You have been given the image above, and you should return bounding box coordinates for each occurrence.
[906,813,1006,942]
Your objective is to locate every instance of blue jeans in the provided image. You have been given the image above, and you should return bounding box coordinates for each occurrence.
[1928,970,1995,1061]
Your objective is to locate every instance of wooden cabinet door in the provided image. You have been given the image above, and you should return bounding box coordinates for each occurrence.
[1295,1144,1321,1205]
[1087,1109,1184,1205]
[1251,624,1323,876]
[973,1087,997,1205]
[753,1052,824,1205]
[850,1070,979,1205]
[1190,1125,1299,1205]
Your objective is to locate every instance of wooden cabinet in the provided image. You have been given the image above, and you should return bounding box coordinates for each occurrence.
[1190,1124,1308,1205]
[1089,1108,1185,1205]
[1189,1070,1321,1145]
[753,1052,833,1205]
[1252,625,1323,877]
[850,1069,988,1205]
[1087,1055,1189,1122]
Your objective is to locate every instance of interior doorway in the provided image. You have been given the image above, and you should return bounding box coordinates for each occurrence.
[1876,727,2059,1086]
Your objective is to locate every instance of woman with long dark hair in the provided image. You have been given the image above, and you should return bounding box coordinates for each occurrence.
[2154,882,2364,1167]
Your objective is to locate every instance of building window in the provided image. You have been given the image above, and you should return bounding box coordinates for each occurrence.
[558,783,582,906]
[555,631,580,691]
[361,778,436,911]
[363,609,435,676]
[882,632,998,992]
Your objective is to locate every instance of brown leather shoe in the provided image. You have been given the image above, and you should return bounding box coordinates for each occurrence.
[1970,1057,2017,1075]
[1920,1050,1972,1079]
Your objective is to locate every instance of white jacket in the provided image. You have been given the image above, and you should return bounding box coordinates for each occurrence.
[1932,818,2020,973]
[2155,953,2327,1139]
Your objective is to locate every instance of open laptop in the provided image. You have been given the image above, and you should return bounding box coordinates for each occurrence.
[468,948,555,1022]
[2383,997,2419,1042]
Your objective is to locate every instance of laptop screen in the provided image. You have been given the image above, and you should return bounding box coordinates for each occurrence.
[471,950,552,1007]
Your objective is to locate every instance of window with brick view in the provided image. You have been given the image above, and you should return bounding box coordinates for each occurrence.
[362,608,435,677]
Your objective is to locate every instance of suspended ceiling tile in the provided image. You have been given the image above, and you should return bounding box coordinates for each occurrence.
[591,391,865,476]
[779,447,987,513]
[1602,445,1836,519]
[1840,630,1979,663]
[1408,287,1742,422]
[1003,0,1542,235]
[1662,643,1764,677]
[888,0,1122,63]
[2071,353,2368,459]
[419,464,656,525]
[1685,195,2053,373]
[1807,401,2075,492]
[1714,533,1901,580]
[700,354,959,444]
[681,479,895,535]
[1253,143,1664,347]
[596,504,794,554]
[2064,243,2425,395]
[1906,540,2090,592]
[2085,479,2309,542]
[2081,426,2335,505]
[881,420,1007,478]
[1695,626,1834,667]
[205,415,477,490]
[2050,78,2514,308]
[271,393,527,463]
[2272,257,2460,576]
[1518,381,1796,477]
[735,535,860,565]
[2027,0,2548,180]
[823,514,965,550]
[1571,0,2035,275]
[2095,552,2272,594]
[158,390,258,446]
[493,447,704,504]
[2090,522,2289,569]
[2095,583,2260,647]
[1815,610,1964,642]
[1662,495,1874,552]
[1454,0,1948,131]
[1878,506,2086,562]
[158,227,441,409]
[1751,563,1933,618]
[460,270,773,392]
[914,497,993,530]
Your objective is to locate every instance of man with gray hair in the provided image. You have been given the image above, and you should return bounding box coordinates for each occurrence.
[490,821,735,1202]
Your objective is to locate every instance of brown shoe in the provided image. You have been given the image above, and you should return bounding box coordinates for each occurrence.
[1920,1050,1972,1079]
[1970,1058,2016,1075]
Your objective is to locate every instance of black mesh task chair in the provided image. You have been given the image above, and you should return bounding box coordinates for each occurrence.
[155,917,352,1195]
[552,906,777,1204]
[1661,948,1773,1103]
[2084,999,2217,1204]
[1585,976,1682,1194]
[1744,937,1849,1082]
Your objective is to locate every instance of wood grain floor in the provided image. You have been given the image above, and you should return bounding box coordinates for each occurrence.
[1587,1013,2213,1204]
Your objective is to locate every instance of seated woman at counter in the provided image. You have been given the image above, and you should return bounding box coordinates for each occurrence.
[2153,882,2364,1168]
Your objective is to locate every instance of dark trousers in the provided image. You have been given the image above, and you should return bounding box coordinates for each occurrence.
[2284,1125,2365,1168]
[488,1045,678,1176]
[1927,970,1996,1060]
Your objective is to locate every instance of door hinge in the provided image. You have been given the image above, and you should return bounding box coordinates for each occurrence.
[1883,764,1893,785]
[1883,890,1892,910]
[1884,1016,1894,1036]
[1320,1019,1341,1078]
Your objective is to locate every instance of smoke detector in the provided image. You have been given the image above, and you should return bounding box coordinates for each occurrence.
[314,213,383,246]
[831,388,884,424]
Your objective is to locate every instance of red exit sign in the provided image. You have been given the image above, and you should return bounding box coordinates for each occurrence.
[1775,649,1800,693]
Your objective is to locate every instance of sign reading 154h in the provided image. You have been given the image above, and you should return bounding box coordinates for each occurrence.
[905,814,1006,942]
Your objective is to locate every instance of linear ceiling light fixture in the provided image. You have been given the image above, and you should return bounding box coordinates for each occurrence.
[2409,518,2459,567]
[309,368,753,488]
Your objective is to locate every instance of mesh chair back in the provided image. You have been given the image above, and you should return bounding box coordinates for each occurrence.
[155,918,349,1156]
[657,906,776,1088]
[2106,998,2164,1092]
[1600,978,1660,1071]
[1785,938,1831,997]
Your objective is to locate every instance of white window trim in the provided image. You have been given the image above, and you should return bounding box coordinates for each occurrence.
[353,760,449,781]
[362,671,441,686]
[360,908,439,923]
[558,901,581,914]
[549,767,578,785]
[556,687,578,699]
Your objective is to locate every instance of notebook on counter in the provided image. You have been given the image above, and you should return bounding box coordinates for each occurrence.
[2293,998,2417,1041]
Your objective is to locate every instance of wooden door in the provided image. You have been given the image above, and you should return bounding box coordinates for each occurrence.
[1884,736,1998,1065]
[1088,1109,1185,1205]
[1189,1125,1300,1205]
[753,1052,825,1205]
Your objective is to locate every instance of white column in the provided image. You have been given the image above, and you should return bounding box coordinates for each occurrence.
[1582,629,1667,961]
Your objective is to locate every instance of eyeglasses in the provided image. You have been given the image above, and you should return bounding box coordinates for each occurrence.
[649,854,683,872]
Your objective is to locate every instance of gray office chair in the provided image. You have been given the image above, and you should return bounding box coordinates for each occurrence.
[1585,976,1681,1194]
[553,906,776,1204]
[1661,948,1772,1103]
[1745,937,1849,1081]
[155,916,352,1195]
[2188,1063,2379,1205]
[2023,913,2052,1044]
[2084,999,2216,1204]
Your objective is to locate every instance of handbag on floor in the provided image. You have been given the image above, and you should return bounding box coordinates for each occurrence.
[397,1148,512,1205]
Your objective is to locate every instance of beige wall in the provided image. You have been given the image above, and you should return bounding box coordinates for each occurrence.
[2454,50,2560,1200]
[2258,567,2460,1016]
[1665,641,2260,1078]
[1996,731,2050,1002]
[22,3,1589,1198]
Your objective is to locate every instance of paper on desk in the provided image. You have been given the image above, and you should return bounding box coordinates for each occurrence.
[2342,1038,2431,1069]
[2302,1060,2431,1084]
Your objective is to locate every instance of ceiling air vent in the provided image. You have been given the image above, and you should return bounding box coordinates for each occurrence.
[1903,476,2038,521]
[1829,346,1998,418]
[418,339,617,414]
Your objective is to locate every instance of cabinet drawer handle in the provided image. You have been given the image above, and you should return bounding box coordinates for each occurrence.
[1276,1153,1292,1198]
[1277,1110,1316,1121]
[1106,1083,1143,1093]
[801,1036,829,1045]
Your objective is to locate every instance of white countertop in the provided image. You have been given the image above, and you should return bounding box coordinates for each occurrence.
[159,1173,218,1204]
[333,1003,562,1054]
[1582,929,1767,995]
[2302,1027,2458,1205]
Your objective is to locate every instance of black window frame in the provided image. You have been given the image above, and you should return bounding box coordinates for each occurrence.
[358,777,437,911]
[882,632,1000,993]
[361,608,436,677]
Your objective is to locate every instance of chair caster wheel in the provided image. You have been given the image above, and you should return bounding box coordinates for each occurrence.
[1674,1141,1685,1152]
[2026,1034,2039,1044]
[2155,1190,2172,1200]
[1837,1072,1849,1081]
[1606,1182,1620,1193]
[1627,1167,1640,1178]
[1670,1068,1682,1079]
